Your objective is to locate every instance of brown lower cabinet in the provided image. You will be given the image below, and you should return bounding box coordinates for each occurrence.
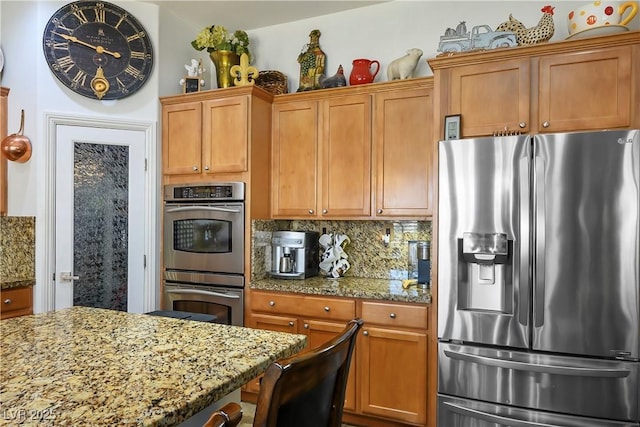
[0,286,33,319]
[244,290,430,427]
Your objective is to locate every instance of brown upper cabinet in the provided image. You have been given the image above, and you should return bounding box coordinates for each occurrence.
[271,94,372,219]
[161,86,273,181]
[271,78,434,220]
[373,84,434,218]
[428,31,639,138]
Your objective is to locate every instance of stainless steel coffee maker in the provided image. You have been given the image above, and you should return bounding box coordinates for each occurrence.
[270,231,319,279]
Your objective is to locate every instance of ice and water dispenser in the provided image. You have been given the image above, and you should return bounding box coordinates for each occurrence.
[458,232,512,313]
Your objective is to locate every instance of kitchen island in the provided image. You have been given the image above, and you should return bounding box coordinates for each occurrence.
[0,306,306,426]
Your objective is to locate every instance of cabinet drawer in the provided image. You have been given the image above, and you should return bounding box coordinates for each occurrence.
[361,301,428,330]
[251,292,355,321]
[0,286,33,319]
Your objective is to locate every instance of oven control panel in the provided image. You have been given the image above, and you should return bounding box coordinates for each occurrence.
[164,182,245,202]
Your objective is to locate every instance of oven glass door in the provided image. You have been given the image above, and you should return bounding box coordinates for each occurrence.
[164,203,244,274]
[163,283,243,326]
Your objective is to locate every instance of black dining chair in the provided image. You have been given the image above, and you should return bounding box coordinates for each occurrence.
[203,318,364,427]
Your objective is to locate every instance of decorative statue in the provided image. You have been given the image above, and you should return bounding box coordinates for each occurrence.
[179,59,206,92]
[387,48,423,81]
[297,29,325,92]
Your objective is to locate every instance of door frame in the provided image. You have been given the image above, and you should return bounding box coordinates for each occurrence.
[40,113,159,313]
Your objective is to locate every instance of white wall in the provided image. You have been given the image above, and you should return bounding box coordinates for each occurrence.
[1,1,160,216]
[166,1,640,94]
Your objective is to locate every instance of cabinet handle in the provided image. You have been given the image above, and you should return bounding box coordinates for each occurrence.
[308,209,314,215]
[192,166,198,171]
[363,330,369,336]
[542,121,550,128]
[4,298,11,304]
[289,321,295,327]
[519,122,526,129]
[204,165,209,171]
[324,306,330,312]
[322,209,327,214]
[389,313,396,319]
[377,209,383,214]
[304,323,309,329]
[269,301,275,306]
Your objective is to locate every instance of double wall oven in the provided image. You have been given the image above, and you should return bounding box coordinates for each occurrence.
[163,182,245,326]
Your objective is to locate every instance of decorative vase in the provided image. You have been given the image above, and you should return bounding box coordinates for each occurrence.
[349,58,380,86]
[210,50,240,88]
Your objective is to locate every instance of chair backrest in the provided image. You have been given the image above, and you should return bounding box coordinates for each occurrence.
[253,318,364,427]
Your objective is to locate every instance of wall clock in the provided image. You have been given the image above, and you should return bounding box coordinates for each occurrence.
[42,1,153,100]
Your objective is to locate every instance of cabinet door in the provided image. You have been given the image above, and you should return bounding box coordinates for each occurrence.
[320,95,372,218]
[448,58,530,137]
[272,101,318,217]
[245,313,299,393]
[537,46,632,132]
[374,87,434,217]
[302,319,357,412]
[202,96,248,174]
[359,326,428,425]
[162,101,202,175]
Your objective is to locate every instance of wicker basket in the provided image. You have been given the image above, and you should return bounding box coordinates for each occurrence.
[255,70,288,95]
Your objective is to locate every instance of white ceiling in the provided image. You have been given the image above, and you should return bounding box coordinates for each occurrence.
[147,1,388,31]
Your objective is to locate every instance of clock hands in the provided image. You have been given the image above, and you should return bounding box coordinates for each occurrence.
[54,32,121,59]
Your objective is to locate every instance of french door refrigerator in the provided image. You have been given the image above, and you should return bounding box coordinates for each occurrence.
[437,129,640,427]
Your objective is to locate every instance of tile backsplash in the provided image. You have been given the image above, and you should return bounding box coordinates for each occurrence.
[252,219,431,280]
[0,216,36,281]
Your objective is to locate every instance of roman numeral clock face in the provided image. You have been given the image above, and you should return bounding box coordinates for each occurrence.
[43,1,153,100]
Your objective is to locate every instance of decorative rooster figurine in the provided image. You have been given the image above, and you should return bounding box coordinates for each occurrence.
[496,5,555,46]
[319,64,347,89]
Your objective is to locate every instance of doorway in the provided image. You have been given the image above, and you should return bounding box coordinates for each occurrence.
[42,114,158,313]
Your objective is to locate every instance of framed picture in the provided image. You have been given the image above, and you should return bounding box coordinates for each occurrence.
[444,114,462,140]
[183,77,201,94]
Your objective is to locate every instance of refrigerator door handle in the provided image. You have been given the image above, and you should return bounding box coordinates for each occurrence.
[443,402,556,427]
[534,156,546,327]
[518,156,530,326]
[443,349,631,378]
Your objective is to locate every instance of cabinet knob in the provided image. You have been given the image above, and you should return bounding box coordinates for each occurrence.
[4,298,11,305]
[377,209,383,214]
[542,121,550,128]
[192,166,198,171]
[389,312,396,319]
[363,330,369,336]
[304,323,309,329]
[204,165,210,171]
[269,301,275,306]
[308,209,314,215]
[519,122,526,129]
[322,209,327,214]
[324,306,330,312]
[289,321,295,327]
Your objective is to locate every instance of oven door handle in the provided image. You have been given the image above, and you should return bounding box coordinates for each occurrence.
[167,289,241,300]
[165,206,242,214]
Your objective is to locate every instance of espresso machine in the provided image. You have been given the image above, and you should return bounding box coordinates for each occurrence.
[270,231,319,279]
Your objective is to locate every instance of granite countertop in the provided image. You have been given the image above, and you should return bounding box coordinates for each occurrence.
[251,276,431,304]
[0,307,306,426]
[0,278,35,291]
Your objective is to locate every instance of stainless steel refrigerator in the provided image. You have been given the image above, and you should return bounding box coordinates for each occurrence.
[437,130,640,426]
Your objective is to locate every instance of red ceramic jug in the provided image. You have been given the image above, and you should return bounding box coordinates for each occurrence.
[349,58,380,85]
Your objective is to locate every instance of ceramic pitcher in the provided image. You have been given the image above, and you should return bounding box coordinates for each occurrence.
[349,58,380,85]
